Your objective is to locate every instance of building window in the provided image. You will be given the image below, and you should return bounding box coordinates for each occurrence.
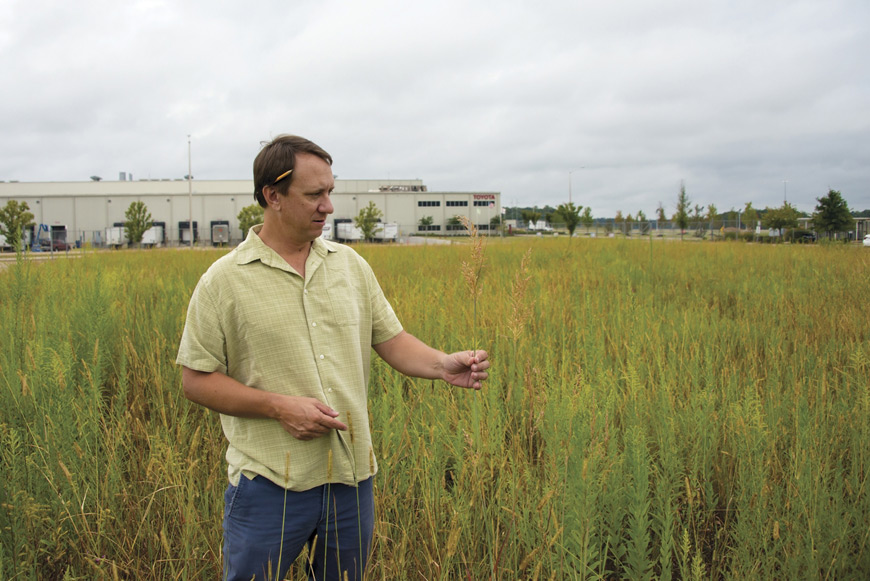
[446,200,468,207]
[473,200,492,207]
[418,201,440,207]
[418,224,441,231]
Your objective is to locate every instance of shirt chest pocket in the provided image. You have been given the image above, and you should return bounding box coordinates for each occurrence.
[325,275,363,327]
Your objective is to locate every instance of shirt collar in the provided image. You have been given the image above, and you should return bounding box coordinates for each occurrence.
[235,224,338,268]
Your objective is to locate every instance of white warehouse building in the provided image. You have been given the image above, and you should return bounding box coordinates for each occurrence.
[0,177,501,247]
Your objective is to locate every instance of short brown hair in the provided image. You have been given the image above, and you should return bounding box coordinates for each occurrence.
[252,134,333,207]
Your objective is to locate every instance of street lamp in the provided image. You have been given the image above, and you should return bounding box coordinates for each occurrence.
[187,135,193,248]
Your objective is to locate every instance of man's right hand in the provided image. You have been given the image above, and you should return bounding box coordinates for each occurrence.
[181,367,347,440]
[273,395,348,440]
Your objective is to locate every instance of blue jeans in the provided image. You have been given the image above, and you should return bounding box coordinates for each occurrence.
[222,475,374,581]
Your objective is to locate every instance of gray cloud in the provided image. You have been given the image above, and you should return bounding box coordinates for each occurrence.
[2,0,868,216]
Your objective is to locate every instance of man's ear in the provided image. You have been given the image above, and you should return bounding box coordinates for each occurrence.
[262,186,282,210]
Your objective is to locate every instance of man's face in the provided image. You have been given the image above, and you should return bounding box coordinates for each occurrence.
[271,152,335,243]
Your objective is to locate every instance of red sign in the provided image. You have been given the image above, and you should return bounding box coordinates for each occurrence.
[473,194,496,200]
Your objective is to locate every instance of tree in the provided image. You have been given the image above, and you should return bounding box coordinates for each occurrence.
[743,202,758,232]
[554,202,582,238]
[762,202,800,241]
[706,204,718,240]
[354,201,383,241]
[692,204,705,238]
[580,207,594,231]
[656,202,667,224]
[521,209,541,228]
[614,210,624,235]
[727,207,738,225]
[811,189,855,239]
[418,215,434,233]
[238,204,265,236]
[489,214,503,234]
[706,204,718,225]
[637,210,649,235]
[124,201,152,248]
[0,200,35,252]
[624,212,634,236]
[675,181,690,240]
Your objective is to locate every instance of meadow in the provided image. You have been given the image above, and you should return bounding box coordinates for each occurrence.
[1,237,868,580]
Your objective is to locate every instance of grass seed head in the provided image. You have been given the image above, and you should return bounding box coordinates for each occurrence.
[458,215,486,299]
[508,247,534,342]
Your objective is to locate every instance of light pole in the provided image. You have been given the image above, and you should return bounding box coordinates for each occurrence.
[568,167,584,206]
[783,179,788,203]
[187,135,193,248]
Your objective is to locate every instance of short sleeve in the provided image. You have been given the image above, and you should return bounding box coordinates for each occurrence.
[363,261,403,345]
[176,278,228,374]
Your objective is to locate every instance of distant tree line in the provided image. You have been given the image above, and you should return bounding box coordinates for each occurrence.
[502,186,861,240]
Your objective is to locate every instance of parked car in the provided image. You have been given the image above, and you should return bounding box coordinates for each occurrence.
[795,232,817,243]
[863,234,870,247]
[41,240,72,251]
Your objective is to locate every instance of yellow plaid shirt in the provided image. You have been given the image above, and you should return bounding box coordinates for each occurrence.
[176,226,402,490]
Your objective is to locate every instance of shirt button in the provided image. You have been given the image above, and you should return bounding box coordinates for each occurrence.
[319,354,325,359]
[312,322,317,327]
[304,289,308,295]
[328,388,334,393]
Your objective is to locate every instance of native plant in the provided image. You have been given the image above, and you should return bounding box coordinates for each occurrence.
[3,240,870,579]
[458,215,486,447]
[458,216,486,355]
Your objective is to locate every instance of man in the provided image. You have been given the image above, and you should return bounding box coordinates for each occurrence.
[176,134,489,580]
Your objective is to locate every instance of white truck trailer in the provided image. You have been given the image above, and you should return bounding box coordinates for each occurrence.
[335,221,363,242]
[373,222,398,242]
[142,225,164,247]
[105,226,127,248]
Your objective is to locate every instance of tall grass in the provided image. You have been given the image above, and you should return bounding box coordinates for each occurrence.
[1,239,869,579]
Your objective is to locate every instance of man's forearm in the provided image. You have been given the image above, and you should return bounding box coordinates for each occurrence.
[181,366,279,419]
[372,331,446,380]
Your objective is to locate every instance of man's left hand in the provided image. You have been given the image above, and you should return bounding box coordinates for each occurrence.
[442,350,490,390]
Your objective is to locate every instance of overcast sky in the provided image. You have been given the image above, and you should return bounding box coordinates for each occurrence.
[2,0,868,216]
